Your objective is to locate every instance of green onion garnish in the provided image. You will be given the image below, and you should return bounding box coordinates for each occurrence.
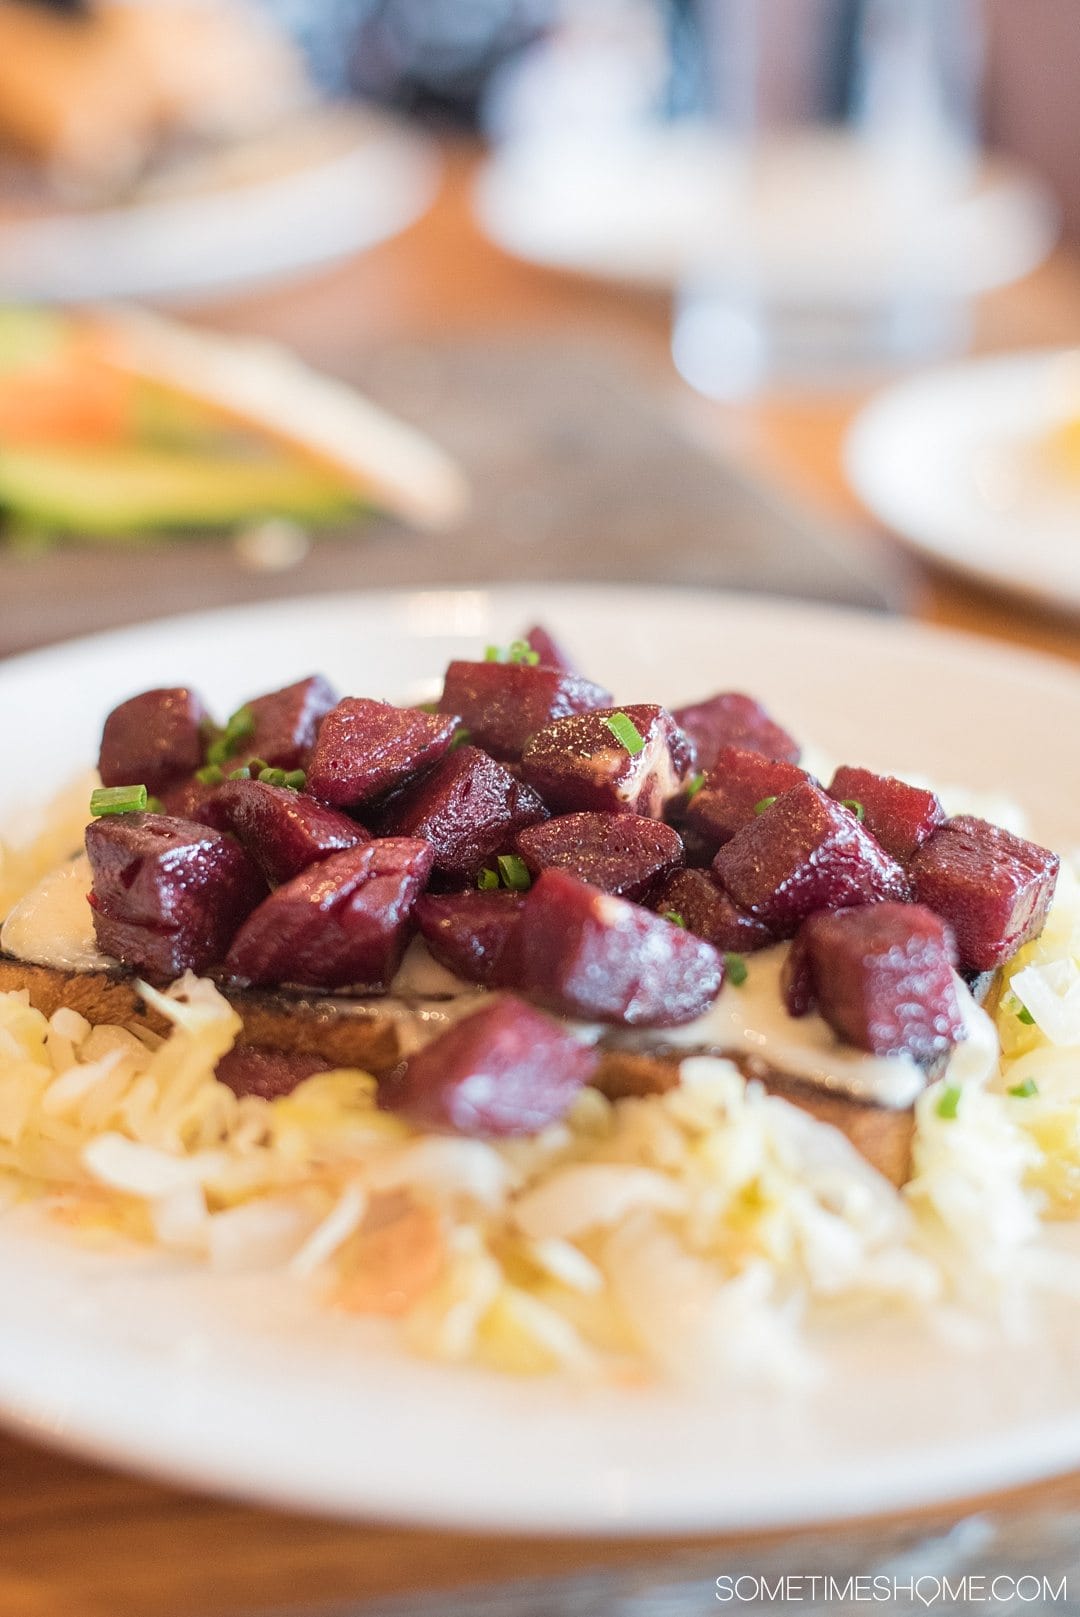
[195,764,224,786]
[753,796,777,815]
[283,770,307,791]
[257,767,290,787]
[724,952,748,986]
[685,772,706,800]
[1017,1005,1035,1026]
[206,703,255,767]
[662,910,685,928]
[228,766,251,781]
[90,784,148,816]
[477,867,500,891]
[842,798,866,821]
[1009,1079,1038,1098]
[145,796,165,815]
[604,711,645,756]
[450,727,472,751]
[497,853,532,891]
[936,1084,962,1120]
[484,641,540,666]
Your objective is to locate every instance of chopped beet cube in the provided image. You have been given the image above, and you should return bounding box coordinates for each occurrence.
[713,781,910,937]
[376,745,548,884]
[437,661,612,761]
[687,746,811,849]
[516,811,684,902]
[908,816,1059,971]
[160,776,216,821]
[224,838,432,990]
[652,868,774,953]
[672,691,800,771]
[85,813,265,979]
[512,868,723,1026]
[415,890,525,986]
[380,996,596,1137]
[827,765,946,862]
[98,688,207,796]
[524,623,578,673]
[521,705,695,819]
[781,903,965,1063]
[224,675,337,772]
[306,698,460,809]
[216,1046,332,1101]
[197,779,369,886]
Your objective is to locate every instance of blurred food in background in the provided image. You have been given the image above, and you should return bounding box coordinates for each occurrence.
[0,304,467,541]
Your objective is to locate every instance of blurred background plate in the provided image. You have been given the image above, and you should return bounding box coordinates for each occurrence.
[845,349,1080,616]
[0,104,440,303]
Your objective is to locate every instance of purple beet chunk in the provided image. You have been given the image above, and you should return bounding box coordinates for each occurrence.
[377,745,548,884]
[687,746,812,850]
[437,660,612,761]
[226,675,337,771]
[415,890,525,986]
[828,765,946,863]
[85,813,265,979]
[713,781,911,938]
[98,688,207,795]
[652,868,774,952]
[224,838,433,991]
[516,811,684,902]
[672,691,800,771]
[524,623,578,673]
[216,1046,332,1101]
[511,868,723,1026]
[908,816,1059,971]
[781,902,965,1063]
[197,779,369,885]
[521,704,695,819]
[306,698,460,809]
[381,996,597,1137]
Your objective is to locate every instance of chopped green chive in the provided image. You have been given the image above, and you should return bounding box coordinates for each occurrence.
[228,766,251,780]
[484,641,540,666]
[195,764,224,786]
[283,770,307,791]
[497,853,532,891]
[1016,1005,1035,1026]
[842,798,865,821]
[936,1084,962,1120]
[484,645,501,662]
[1009,1079,1038,1098]
[685,772,706,800]
[477,867,500,891]
[90,784,148,816]
[145,796,165,815]
[206,704,255,767]
[415,700,438,714]
[753,796,777,815]
[257,767,290,787]
[662,910,685,928]
[604,711,645,756]
[450,726,472,751]
[724,952,748,986]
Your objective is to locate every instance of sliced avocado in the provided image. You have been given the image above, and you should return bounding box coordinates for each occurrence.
[0,444,359,534]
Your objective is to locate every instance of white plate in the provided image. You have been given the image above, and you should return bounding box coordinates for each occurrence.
[3,585,1080,1533]
[845,350,1080,616]
[0,109,439,304]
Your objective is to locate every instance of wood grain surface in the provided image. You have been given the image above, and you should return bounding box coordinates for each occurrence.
[2,141,1080,1617]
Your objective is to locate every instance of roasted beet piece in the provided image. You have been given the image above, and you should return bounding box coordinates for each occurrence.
[436,661,612,761]
[516,811,684,902]
[512,868,722,1026]
[306,698,460,809]
[781,902,965,1063]
[216,1046,332,1101]
[85,813,265,979]
[908,816,1059,971]
[415,890,525,987]
[198,779,369,886]
[524,623,578,672]
[672,691,800,771]
[377,745,548,884]
[652,868,774,953]
[98,688,207,796]
[521,705,695,819]
[827,765,946,863]
[224,675,337,772]
[687,746,811,850]
[224,838,433,990]
[713,781,910,937]
[380,996,596,1137]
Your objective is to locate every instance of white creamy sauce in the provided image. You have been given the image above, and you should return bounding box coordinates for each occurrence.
[2,859,1000,1109]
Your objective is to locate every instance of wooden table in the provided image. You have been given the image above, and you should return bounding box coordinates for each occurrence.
[4,144,1080,1617]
